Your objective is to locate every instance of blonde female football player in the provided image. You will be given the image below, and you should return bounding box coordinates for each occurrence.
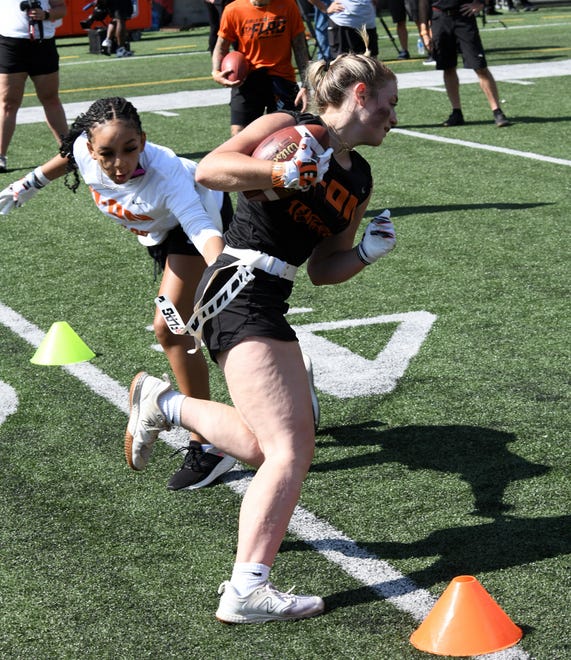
[124,50,398,624]
[0,96,236,491]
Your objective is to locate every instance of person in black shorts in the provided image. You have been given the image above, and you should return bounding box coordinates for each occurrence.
[387,0,422,59]
[124,53,398,623]
[211,0,309,136]
[101,0,134,57]
[419,0,511,127]
[0,0,68,172]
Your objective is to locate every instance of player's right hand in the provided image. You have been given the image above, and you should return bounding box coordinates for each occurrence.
[274,136,333,190]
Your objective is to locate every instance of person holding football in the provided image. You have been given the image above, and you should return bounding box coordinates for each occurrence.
[124,51,398,623]
[210,0,310,136]
[0,96,237,492]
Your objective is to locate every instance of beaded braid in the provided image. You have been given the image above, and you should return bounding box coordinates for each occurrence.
[59,97,143,193]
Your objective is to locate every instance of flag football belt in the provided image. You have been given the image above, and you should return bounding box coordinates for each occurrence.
[155,248,296,353]
[222,246,298,281]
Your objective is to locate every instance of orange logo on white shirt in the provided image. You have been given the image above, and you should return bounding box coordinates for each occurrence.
[91,189,154,234]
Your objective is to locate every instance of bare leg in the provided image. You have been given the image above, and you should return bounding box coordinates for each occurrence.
[475,67,502,111]
[31,72,68,143]
[443,67,461,109]
[154,253,211,445]
[180,337,315,566]
[0,72,27,156]
[396,21,408,52]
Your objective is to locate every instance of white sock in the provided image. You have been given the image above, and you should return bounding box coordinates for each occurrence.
[201,444,223,455]
[158,391,185,426]
[230,562,270,596]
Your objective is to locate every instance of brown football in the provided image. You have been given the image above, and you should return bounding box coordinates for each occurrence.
[245,124,330,202]
[221,51,249,83]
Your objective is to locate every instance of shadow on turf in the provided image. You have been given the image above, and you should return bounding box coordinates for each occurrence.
[282,423,571,611]
[300,510,571,616]
[367,202,551,217]
[403,116,568,128]
[313,423,549,518]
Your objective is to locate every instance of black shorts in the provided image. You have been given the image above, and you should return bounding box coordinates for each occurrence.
[327,23,379,59]
[195,254,297,362]
[107,0,134,20]
[0,36,59,76]
[230,69,299,127]
[430,12,487,70]
[388,0,418,24]
[147,192,233,271]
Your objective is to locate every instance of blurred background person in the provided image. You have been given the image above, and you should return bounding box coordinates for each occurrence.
[327,0,379,59]
[419,0,511,127]
[204,0,235,54]
[211,0,310,136]
[101,0,134,57]
[0,0,67,173]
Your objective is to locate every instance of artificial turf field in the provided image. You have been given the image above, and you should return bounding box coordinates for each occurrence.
[0,8,570,659]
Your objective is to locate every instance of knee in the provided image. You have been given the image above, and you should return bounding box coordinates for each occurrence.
[153,314,178,349]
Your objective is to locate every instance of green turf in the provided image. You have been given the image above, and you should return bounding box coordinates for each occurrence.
[1,10,570,659]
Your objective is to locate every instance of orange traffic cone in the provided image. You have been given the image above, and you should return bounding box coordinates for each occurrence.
[30,321,95,365]
[410,575,522,656]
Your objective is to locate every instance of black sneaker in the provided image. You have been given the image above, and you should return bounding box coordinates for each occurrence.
[167,441,236,491]
[397,49,410,60]
[442,111,465,127]
[494,110,512,127]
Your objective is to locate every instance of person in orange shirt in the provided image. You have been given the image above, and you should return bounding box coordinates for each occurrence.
[211,0,310,135]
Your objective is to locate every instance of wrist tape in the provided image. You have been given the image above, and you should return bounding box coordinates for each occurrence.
[32,167,50,189]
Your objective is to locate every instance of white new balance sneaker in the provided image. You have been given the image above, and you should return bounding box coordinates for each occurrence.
[125,371,172,471]
[216,581,324,624]
[302,353,320,431]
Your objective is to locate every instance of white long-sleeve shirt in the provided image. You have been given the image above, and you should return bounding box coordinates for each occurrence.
[73,136,223,254]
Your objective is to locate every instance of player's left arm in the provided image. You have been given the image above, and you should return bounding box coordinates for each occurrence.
[291,32,310,111]
[307,195,372,285]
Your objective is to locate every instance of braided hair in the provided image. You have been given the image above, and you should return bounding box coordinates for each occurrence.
[59,97,143,193]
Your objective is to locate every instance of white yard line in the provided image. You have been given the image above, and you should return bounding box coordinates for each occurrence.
[15,59,571,124]
[0,301,529,659]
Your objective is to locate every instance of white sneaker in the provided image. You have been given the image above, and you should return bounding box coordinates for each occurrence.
[216,581,324,624]
[116,46,133,58]
[125,372,172,471]
[302,353,320,431]
[0,154,6,173]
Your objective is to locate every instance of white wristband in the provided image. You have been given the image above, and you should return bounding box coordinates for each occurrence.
[33,166,50,188]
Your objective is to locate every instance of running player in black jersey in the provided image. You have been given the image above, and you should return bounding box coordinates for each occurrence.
[125,52,398,623]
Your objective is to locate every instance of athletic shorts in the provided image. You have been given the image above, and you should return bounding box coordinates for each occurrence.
[430,11,487,70]
[0,36,59,76]
[195,253,297,362]
[107,0,134,20]
[230,69,299,127]
[388,0,418,24]
[146,192,233,272]
[327,23,379,59]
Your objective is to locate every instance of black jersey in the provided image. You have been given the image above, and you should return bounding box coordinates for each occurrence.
[224,111,373,266]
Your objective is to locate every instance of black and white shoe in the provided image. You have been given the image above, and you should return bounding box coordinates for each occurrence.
[167,441,236,491]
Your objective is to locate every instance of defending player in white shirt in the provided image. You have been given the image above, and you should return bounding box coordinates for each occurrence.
[0,96,236,491]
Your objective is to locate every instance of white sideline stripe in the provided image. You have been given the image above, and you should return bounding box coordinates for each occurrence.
[15,59,571,124]
[392,128,571,166]
[0,301,528,659]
